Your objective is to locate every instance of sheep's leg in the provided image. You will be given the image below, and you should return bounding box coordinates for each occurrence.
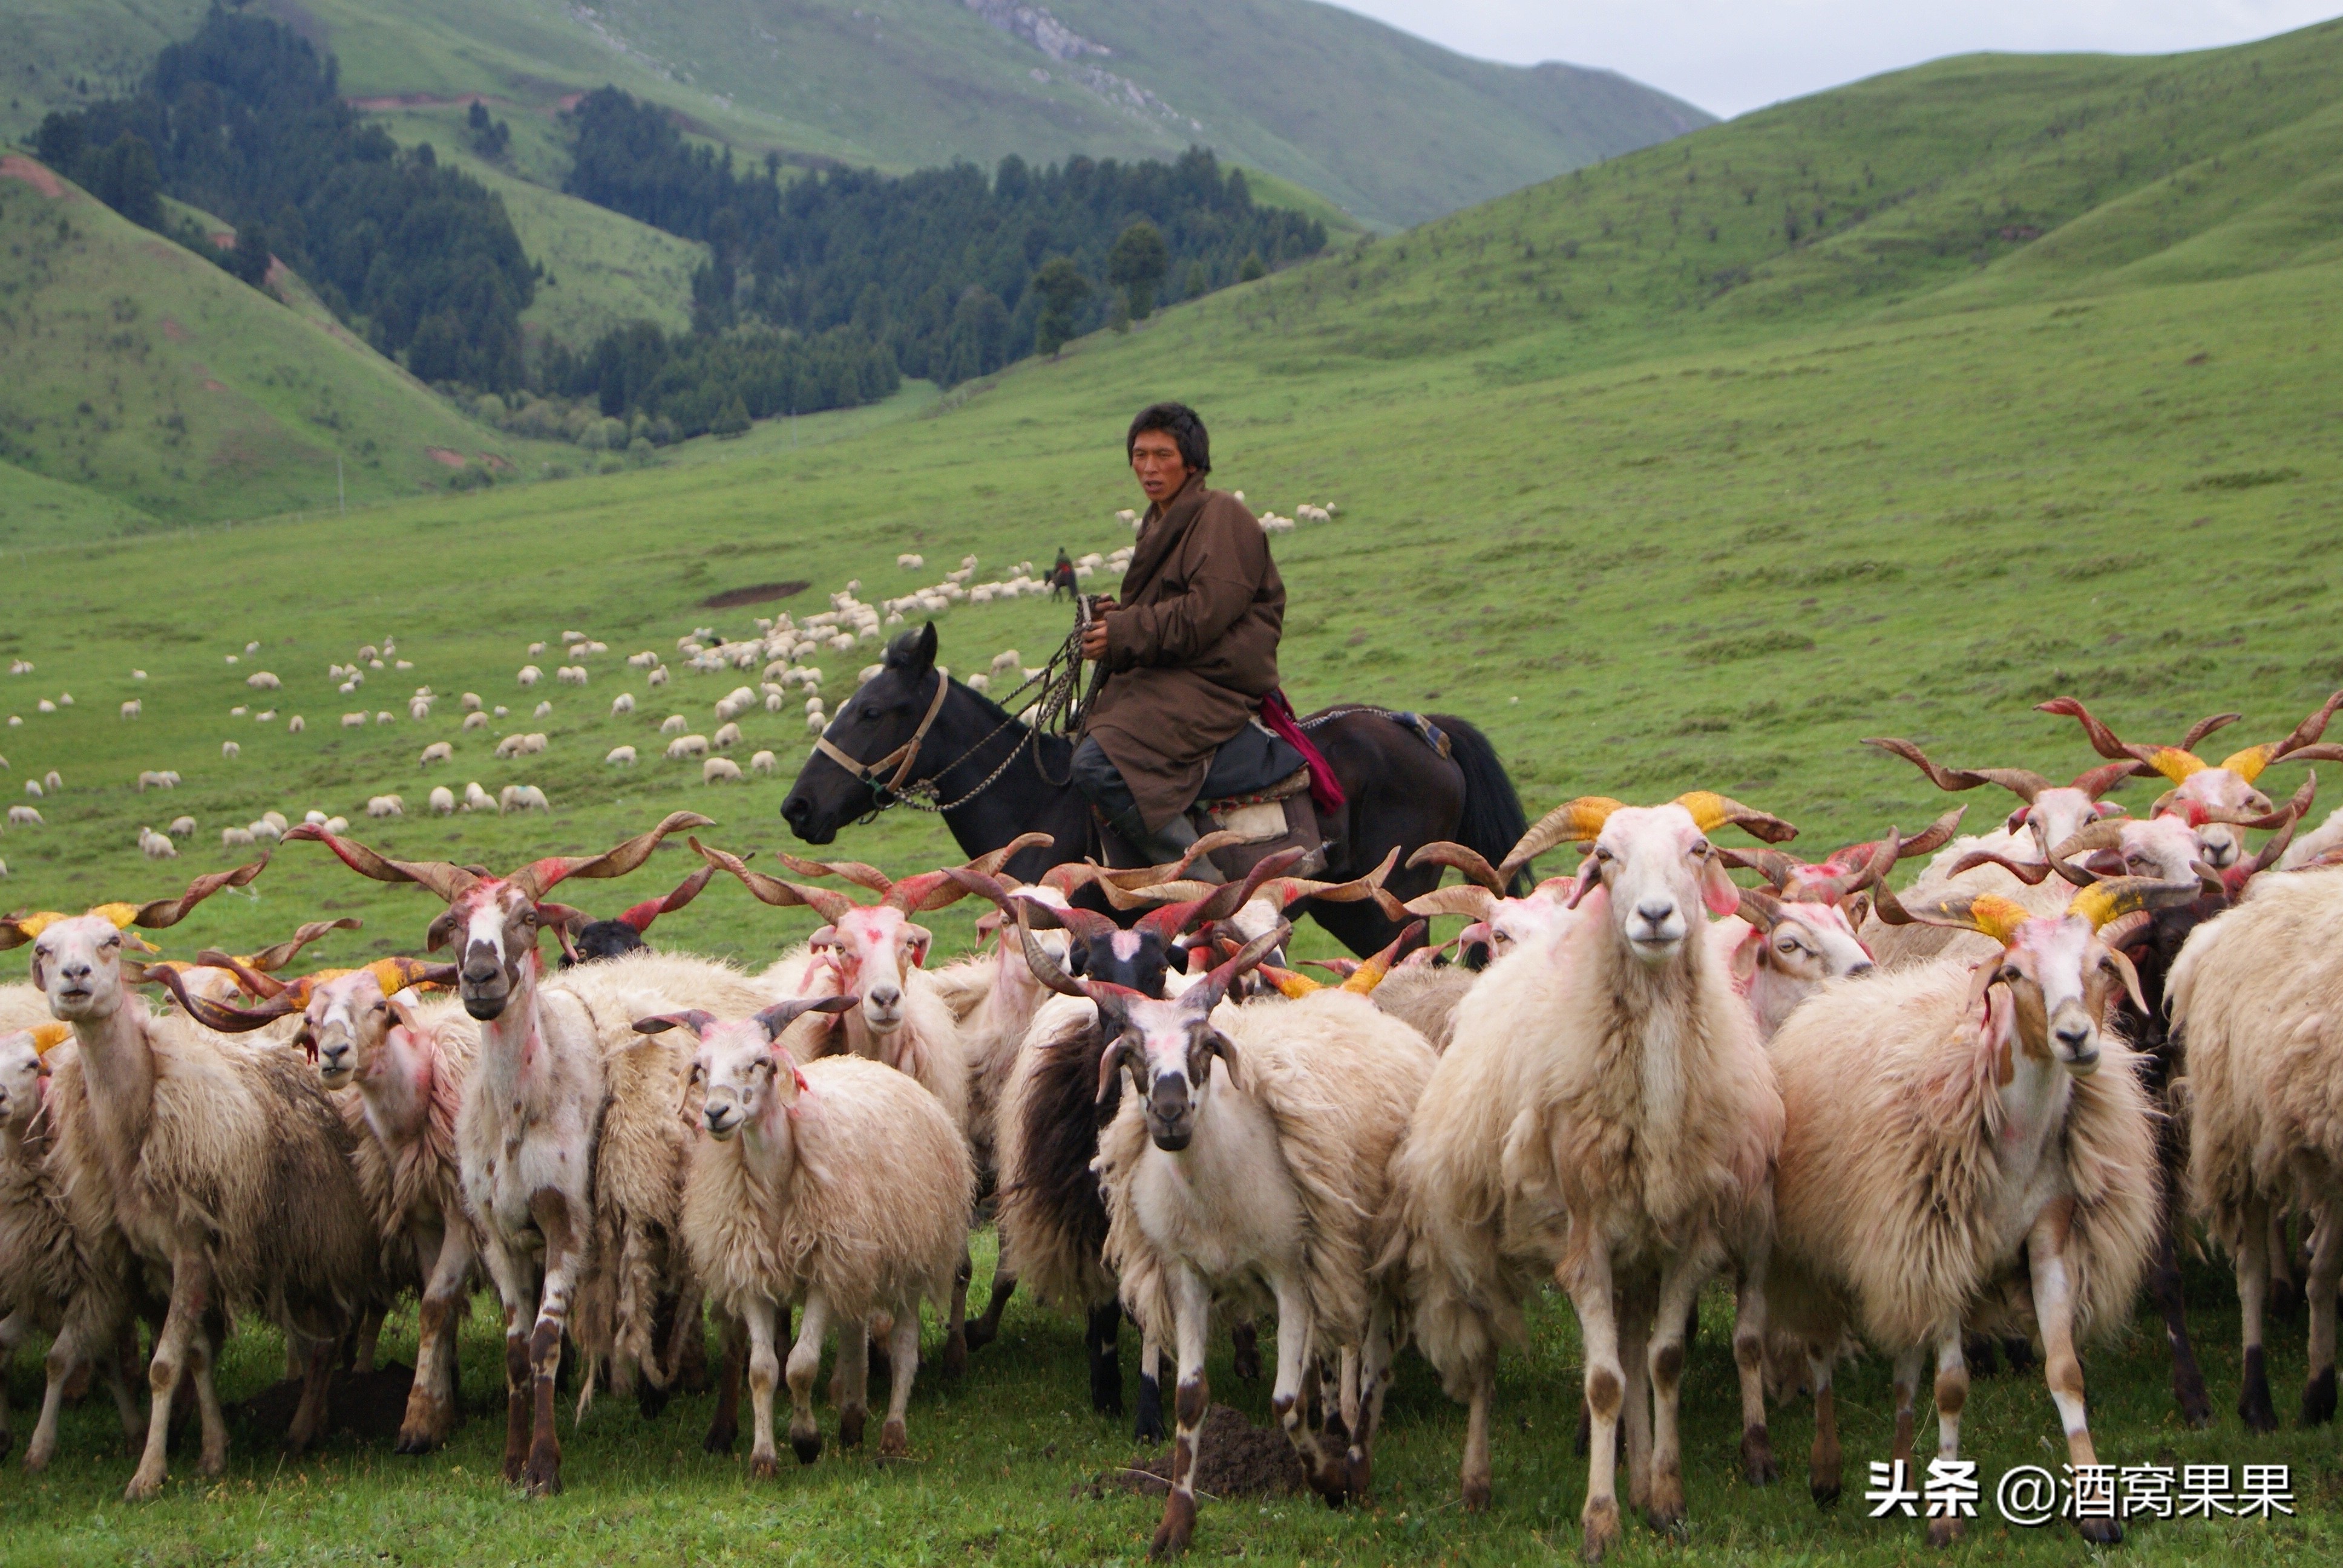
[1644,1250,1712,1536]
[1732,1250,1777,1486]
[940,1249,971,1379]
[836,1315,871,1450]
[672,1281,710,1395]
[1348,1295,1397,1501]
[351,1304,385,1375]
[785,1289,833,1465]
[2148,1140,2212,1428]
[1269,1275,1341,1506]
[1924,1329,1969,1546]
[2269,1206,2303,1319]
[1805,1344,1841,1506]
[477,1230,538,1485]
[189,1316,230,1477]
[399,1221,475,1454]
[1134,1322,1164,1443]
[285,1332,336,1452]
[1150,1266,1213,1560]
[1086,1301,1126,1419]
[1617,1279,1653,1513]
[879,1310,919,1457]
[964,1267,1017,1353]
[1460,1354,1495,1512]
[2236,1196,2278,1432]
[2299,1200,2342,1426]
[28,1310,131,1472]
[2031,1199,2119,1545]
[743,1297,782,1478]
[0,1308,24,1458]
[1888,1346,1922,1471]
[705,1312,747,1454]
[126,1247,213,1501]
[1561,1238,1624,1564]
[523,1191,582,1498]
[1230,1315,1261,1381]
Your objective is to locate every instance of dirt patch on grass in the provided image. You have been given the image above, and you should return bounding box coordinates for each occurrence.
[162,316,191,342]
[228,1362,416,1443]
[0,156,65,198]
[701,580,811,609]
[424,447,467,469]
[1081,1405,1306,1499]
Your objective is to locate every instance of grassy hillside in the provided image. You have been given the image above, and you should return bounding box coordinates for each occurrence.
[1,0,1710,230]
[0,155,557,531]
[5,21,2343,1564]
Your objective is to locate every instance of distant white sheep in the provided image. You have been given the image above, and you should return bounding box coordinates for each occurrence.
[533,701,552,719]
[517,665,542,687]
[750,750,778,776]
[660,714,688,736]
[419,742,453,767]
[7,806,42,827]
[462,712,490,731]
[24,781,41,799]
[461,782,496,814]
[611,693,635,717]
[138,826,178,860]
[428,786,457,815]
[555,666,588,687]
[606,745,638,766]
[376,711,395,724]
[221,826,255,847]
[342,713,367,728]
[366,795,405,819]
[120,699,142,720]
[898,553,924,569]
[461,693,482,712]
[287,716,305,733]
[166,816,195,837]
[666,734,711,761]
[41,770,59,794]
[493,734,527,759]
[713,722,742,751]
[648,666,670,688]
[805,711,827,734]
[498,784,550,814]
[221,740,241,760]
[245,671,281,691]
[628,651,660,670]
[136,770,173,792]
[703,757,744,785]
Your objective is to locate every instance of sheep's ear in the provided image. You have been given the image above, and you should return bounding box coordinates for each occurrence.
[903,923,932,968]
[425,909,458,953]
[1565,852,1604,910]
[1728,929,1764,986]
[752,994,855,1040]
[808,924,837,951]
[292,1022,318,1062]
[1205,1030,1240,1088]
[1699,853,1742,919]
[634,1011,716,1037]
[28,948,45,995]
[1844,891,1874,931]
[2005,805,2032,837]
[387,995,425,1036]
[2092,800,2126,820]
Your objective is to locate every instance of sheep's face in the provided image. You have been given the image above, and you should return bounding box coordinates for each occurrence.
[307,969,394,1088]
[2168,770,2269,869]
[430,881,540,1022]
[1070,926,1175,998]
[695,1021,793,1141]
[1572,805,1740,964]
[1994,916,2129,1076]
[818,907,930,1034]
[563,919,647,969]
[2017,787,2122,861]
[31,915,130,1023]
[1755,903,1873,986]
[1476,884,1576,966]
[2108,817,2204,885]
[1102,990,1233,1152]
[0,1032,44,1135]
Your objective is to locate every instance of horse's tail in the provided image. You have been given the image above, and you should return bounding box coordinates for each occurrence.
[1429,714,1533,895]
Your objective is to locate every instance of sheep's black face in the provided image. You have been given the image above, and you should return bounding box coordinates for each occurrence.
[782,624,941,844]
[1074,928,1175,999]
[565,920,646,967]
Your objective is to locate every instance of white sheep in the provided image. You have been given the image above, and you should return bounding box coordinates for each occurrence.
[461,693,483,712]
[263,810,289,834]
[804,712,827,736]
[703,757,744,785]
[662,1004,966,1471]
[493,734,528,759]
[419,742,453,767]
[462,782,497,814]
[166,816,195,837]
[750,750,778,776]
[606,745,638,767]
[343,712,367,728]
[666,734,710,761]
[119,700,140,720]
[649,666,670,688]
[221,826,256,848]
[221,741,241,760]
[428,786,457,815]
[462,711,490,731]
[367,795,405,818]
[287,715,305,733]
[1381,794,1791,1547]
[245,671,281,691]
[517,665,542,687]
[137,827,177,860]
[660,714,689,736]
[376,711,396,725]
[611,693,635,717]
[7,807,39,829]
[713,722,742,751]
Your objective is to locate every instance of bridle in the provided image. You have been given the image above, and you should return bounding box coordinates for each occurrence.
[813,673,951,798]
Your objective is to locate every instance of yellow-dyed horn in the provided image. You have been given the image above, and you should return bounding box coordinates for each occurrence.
[1673,791,1800,843]
[0,911,69,949]
[1965,895,2036,946]
[1502,797,1625,877]
[90,902,143,930]
[2217,743,2277,783]
[2066,875,2200,932]
[2143,746,2209,785]
[365,957,450,996]
[1256,963,1323,999]
[30,1022,71,1057]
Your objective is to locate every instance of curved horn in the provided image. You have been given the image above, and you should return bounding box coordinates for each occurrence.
[1872,880,2035,945]
[615,863,719,934]
[1502,797,1625,878]
[1133,849,1308,943]
[2180,711,2246,753]
[1736,886,1786,932]
[1256,963,1323,999]
[285,824,477,900]
[632,1010,720,1037]
[690,838,860,921]
[1674,791,1799,844]
[2067,875,2204,932]
[2247,809,2302,878]
[1949,848,2060,886]
[2048,817,2129,867]
[364,957,459,996]
[775,853,896,893]
[2036,696,2168,770]
[1863,737,2038,800]
[240,917,363,973]
[751,993,859,1040]
[111,858,271,930]
[2226,689,2343,780]
[1013,906,1093,1000]
[1403,884,1499,921]
[508,811,716,900]
[2068,760,2142,802]
[2193,769,2318,829]
[1406,841,1509,894]
[148,964,303,1033]
[1195,920,1291,1010]
[1341,920,1427,995]
[963,832,1058,879]
[1712,846,1806,890]
[194,949,290,999]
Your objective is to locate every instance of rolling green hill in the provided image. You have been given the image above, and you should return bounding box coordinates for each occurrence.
[4,0,1710,231]
[5,21,2343,1565]
[0,156,553,532]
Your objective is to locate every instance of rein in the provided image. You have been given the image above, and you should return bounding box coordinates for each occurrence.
[816,621,1091,820]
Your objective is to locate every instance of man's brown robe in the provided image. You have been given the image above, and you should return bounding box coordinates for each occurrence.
[1084,473,1284,832]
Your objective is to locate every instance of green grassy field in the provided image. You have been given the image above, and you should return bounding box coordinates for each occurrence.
[2,17,2342,1566]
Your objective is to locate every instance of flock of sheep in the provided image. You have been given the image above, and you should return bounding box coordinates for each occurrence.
[2,677,2339,1559]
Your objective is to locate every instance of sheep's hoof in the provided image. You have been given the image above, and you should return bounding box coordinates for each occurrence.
[1306,1458,1349,1509]
[839,1406,866,1449]
[2077,1517,2123,1546]
[502,1454,526,1486]
[123,1468,166,1504]
[1133,1400,1164,1445]
[637,1379,673,1422]
[523,1460,562,1499]
[2240,1354,2279,1434]
[1578,1497,1621,1563]
[1810,1472,1843,1508]
[1643,1477,1686,1538]
[1460,1475,1492,1514]
[2301,1365,2337,1427]
[1149,1491,1196,1559]
[703,1418,738,1455]
[962,1318,998,1354]
[1926,1515,1965,1548]
[393,1428,442,1457]
[1740,1423,1777,1486]
[879,1417,909,1459]
[791,1431,823,1466]
[1346,1449,1372,1501]
[749,1452,778,1481]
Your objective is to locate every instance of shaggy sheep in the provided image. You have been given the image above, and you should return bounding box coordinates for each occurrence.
[703,757,744,785]
[4,865,380,1500]
[367,795,405,819]
[428,786,456,815]
[221,741,241,760]
[1379,793,1791,1552]
[660,1001,970,1470]
[245,671,281,691]
[464,712,490,732]
[166,816,194,837]
[1762,873,2186,1546]
[750,750,778,776]
[611,693,635,717]
[419,742,452,767]
[606,745,638,766]
[666,734,710,761]
[713,722,743,751]
[119,700,140,720]
[517,665,542,687]
[660,714,689,736]
[8,806,41,828]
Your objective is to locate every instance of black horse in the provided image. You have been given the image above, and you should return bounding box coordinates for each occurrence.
[781,623,1530,955]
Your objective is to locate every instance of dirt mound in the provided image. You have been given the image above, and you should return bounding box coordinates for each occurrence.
[701,580,810,609]
[227,1362,416,1443]
[1081,1405,1305,1499]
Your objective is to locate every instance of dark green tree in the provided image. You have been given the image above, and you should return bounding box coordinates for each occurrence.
[712,394,751,437]
[1031,256,1091,357]
[1239,250,1266,282]
[1107,218,1168,318]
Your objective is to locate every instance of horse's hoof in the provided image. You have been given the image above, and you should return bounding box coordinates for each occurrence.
[703,1420,738,1455]
[791,1432,822,1466]
[750,1453,777,1480]
[839,1406,866,1449]
[1579,1497,1620,1563]
[879,1417,909,1459]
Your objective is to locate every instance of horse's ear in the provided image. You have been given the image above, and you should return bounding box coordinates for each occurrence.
[911,621,939,676]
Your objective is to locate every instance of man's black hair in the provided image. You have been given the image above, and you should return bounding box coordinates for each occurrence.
[1126,402,1210,475]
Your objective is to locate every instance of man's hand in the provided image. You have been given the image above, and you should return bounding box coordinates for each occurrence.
[1081,598,1117,661]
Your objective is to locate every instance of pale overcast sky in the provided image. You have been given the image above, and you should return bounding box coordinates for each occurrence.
[1330,2,2342,117]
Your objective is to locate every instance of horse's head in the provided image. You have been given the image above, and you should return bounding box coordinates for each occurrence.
[783,622,946,844]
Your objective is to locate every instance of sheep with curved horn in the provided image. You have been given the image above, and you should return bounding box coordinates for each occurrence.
[559,863,722,968]
[1760,873,2188,1544]
[284,812,710,1497]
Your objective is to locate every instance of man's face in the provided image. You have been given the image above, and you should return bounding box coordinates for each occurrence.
[1130,430,1189,505]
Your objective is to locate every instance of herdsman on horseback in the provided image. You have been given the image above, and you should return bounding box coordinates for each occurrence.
[1070,403,1326,880]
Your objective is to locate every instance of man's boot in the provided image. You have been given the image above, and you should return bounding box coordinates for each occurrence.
[1122,810,1225,883]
